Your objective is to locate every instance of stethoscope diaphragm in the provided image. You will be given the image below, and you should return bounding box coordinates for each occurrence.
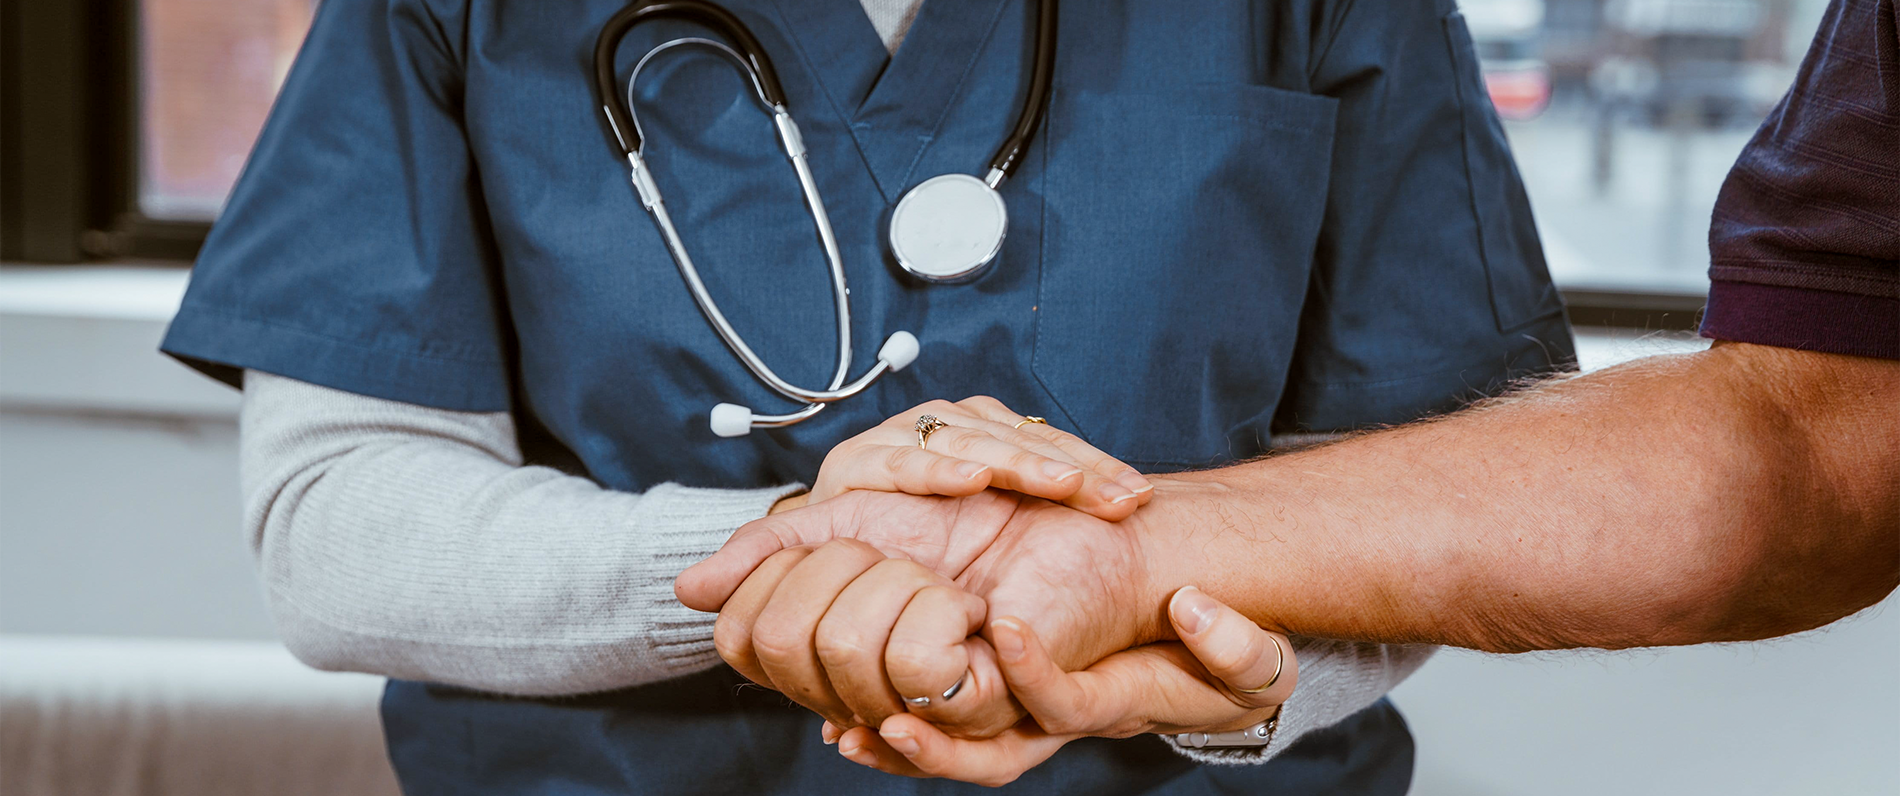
[889,173,1010,284]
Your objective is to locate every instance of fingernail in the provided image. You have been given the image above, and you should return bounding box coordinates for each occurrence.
[840,742,870,764]
[1042,461,1084,481]
[992,619,1025,662]
[1172,586,1219,635]
[1101,482,1138,504]
[882,730,920,757]
[821,721,841,745]
[1117,472,1153,494]
[956,461,989,480]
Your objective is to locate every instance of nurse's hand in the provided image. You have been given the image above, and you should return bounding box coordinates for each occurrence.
[795,397,1153,521]
[830,587,1296,787]
[711,538,1029,738]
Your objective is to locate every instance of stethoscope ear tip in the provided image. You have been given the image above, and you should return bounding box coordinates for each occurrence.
[879,331,920,372]
[710,403,755,437]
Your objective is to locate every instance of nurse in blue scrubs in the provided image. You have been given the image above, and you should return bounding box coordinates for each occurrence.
[162,0,1574,792]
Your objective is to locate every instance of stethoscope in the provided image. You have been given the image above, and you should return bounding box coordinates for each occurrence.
[593,0,1056,437]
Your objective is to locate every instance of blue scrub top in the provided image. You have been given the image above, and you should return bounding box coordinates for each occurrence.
[164,0,1573,792]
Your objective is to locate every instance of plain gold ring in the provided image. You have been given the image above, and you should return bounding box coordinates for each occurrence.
[1233,634,1286,694]
[916,414,949,449]
[1013,416,1048,429]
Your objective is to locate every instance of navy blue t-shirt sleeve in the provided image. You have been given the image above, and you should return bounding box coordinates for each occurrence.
[160,0,512,411]
[1700,0,1900,360]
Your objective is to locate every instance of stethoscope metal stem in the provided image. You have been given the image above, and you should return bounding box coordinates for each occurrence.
[629,149,869,406]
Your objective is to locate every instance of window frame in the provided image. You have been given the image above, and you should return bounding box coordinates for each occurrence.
[1559,287,1707,332]
[2,0,209,264]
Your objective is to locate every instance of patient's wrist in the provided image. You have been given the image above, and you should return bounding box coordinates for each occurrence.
[1127,473,1253,644]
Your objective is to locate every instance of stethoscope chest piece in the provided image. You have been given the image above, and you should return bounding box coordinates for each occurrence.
[889,173,1009,283]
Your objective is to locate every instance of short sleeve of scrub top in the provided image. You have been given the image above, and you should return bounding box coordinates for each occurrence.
[1271,0,1571,431]
[161,0,510,412]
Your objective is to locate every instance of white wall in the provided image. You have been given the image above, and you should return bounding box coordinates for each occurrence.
[0,267,262,639]
[2,266,1894,794]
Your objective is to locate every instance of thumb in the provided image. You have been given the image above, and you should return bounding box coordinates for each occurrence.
[674,517,799,612]
[1167,586,1298,707]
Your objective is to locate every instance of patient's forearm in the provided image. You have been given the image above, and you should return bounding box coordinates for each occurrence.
[1142,342,1900,652]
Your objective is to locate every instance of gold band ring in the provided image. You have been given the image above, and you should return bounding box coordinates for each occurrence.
[915,414,949,449]
[1233,634,1286,694]
[1013,416,1048,429]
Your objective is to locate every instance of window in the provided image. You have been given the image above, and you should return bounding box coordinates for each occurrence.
[1463,0,1831,324]
[141,0,313,220]
[0,0,312,263]
[2,0,1835,331]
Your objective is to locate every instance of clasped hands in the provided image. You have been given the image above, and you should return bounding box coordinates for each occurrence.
[676,398,1296,786]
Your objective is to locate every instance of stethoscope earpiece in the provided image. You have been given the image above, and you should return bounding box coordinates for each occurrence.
[877,331,921,372]
[707,331,920,438]
[709,403,755,438]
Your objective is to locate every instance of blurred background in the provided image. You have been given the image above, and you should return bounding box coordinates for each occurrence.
[1,0,1894,794]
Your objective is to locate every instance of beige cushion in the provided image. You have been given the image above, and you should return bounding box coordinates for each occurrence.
[1,636,398,796]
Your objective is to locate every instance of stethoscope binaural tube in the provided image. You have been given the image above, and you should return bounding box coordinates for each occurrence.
[594,0,918,438]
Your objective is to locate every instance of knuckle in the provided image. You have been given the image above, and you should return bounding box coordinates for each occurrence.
[881,445,916,475]
[813,621,870,668]
[1042,427,1084,446]
[883,640,944,682]
[1205,631,1264,676]
[1004,448,1047,475]
[944,429,984,456]
[748,624,806,664]
[867,557,924,579]
[820,537,879,559]
[1037,711,1085,735]
[712,616,751,663]
[917,399,957,416]
[957,395,1004,411]
[916,584,971,611]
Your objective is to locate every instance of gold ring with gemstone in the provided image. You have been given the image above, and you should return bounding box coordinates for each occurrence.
[1233,634,1286,694]
[915,414,949,449]
[1013,416,1048,429]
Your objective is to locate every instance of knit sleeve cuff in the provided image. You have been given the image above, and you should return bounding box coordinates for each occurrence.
[616,482,808,675]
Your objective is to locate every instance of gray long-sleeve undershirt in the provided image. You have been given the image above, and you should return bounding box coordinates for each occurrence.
[239,370,799,695]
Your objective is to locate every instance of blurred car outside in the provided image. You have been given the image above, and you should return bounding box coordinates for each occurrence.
[1463,0,1555,121]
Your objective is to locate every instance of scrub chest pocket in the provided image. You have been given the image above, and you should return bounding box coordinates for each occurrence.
[1035,84,1339,468]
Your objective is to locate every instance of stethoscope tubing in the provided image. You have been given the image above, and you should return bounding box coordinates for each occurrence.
[633,162,875,405]
[594,1,786,157]
[593,0,1055,432]
[986,0,1057,180]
